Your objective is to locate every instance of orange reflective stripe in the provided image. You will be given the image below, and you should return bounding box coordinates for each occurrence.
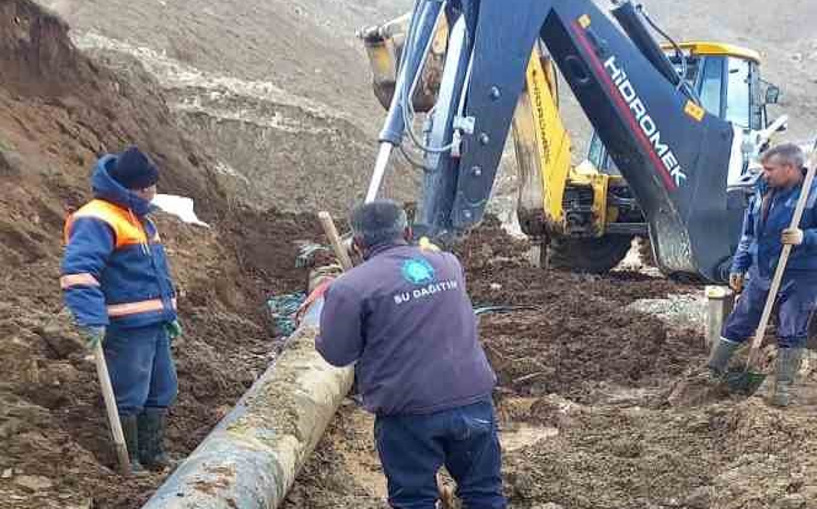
[107,298,176,317]
[69,200,148,248]
[63,214,74,245]
[60,273,100,289]
[107,299,163,317]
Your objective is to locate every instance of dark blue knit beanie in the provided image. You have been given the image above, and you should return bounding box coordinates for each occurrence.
[110,146,159,190]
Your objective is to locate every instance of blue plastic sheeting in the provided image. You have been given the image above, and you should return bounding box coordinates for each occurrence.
[267,292,306,337]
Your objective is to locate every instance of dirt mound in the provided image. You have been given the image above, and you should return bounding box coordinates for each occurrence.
[55,0,413,133]
[58,0,420,215]
[502,396,817,509]
[0,1,225,209]
[451,218,704,402]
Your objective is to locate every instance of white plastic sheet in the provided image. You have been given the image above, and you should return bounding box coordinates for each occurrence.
[152,194,210,228]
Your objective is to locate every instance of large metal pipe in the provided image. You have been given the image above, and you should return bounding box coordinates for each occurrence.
[142,299,353,509]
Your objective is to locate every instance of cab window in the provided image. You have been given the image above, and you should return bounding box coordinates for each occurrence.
[724,57,751,128]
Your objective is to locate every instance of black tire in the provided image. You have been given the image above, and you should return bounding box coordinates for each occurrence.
[545,235,634,274]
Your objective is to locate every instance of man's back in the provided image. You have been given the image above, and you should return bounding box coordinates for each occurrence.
[317,243,496,415]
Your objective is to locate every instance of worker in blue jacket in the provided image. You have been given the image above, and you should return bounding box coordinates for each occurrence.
[707,142,817,406]
[61,146,182,472]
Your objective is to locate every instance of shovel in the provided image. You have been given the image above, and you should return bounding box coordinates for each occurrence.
[726,143,817,395]
[318,211,354,271]
[93,341,132,475]
[44,309,131,474]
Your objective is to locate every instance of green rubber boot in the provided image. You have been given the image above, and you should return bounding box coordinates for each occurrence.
[706,337,741,380]
[120,414,146,474]
[771,347,803,408]
[137,408,175,471]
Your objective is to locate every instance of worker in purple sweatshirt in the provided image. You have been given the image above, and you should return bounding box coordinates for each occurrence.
[316,200,506,509]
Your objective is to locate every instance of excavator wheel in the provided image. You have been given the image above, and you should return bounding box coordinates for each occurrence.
[545,235,634,274]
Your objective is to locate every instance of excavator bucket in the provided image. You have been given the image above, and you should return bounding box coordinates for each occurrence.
[358,13,448,113]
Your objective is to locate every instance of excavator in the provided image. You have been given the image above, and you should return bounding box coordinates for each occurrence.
[356,0,788,282]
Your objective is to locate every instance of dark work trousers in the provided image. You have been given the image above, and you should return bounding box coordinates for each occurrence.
[723,272,817,348]
[374,399,506,509]
[103,323,178,416]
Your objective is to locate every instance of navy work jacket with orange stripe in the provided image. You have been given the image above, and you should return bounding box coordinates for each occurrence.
[61,154,178,329]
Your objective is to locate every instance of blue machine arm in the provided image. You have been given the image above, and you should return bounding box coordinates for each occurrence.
[382,0,742,281]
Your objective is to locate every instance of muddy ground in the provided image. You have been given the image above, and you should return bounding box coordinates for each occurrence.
[283,221,817,509]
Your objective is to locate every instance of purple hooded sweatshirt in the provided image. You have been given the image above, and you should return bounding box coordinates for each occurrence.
[316,243,496,416]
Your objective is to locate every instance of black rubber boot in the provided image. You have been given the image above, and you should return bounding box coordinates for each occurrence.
[120,414,145,474]
[771,347,803,407]
[137,408,174,471]
[707,337,741,379]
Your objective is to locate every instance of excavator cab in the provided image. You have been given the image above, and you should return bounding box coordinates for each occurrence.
[590,43,778,176]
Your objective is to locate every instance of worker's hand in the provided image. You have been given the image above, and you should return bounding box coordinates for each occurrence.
[729,272,745,294]
[418,236,441,252]
[781,227,804,246]
[165,319,183,340]
[79,325,106,350]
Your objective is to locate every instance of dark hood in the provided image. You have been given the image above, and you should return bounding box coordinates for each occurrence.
[91,154,153,217]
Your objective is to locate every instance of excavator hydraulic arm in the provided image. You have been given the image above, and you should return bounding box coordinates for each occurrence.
[372,0,745,281]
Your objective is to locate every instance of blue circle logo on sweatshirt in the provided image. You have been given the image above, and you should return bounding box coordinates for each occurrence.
[401,258,436,285]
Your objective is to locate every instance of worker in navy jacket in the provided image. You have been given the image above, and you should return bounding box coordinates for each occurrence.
[316,200,505,508]
[708,142,817,407]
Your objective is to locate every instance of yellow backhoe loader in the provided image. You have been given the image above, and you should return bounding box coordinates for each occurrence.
[358,6,786,276]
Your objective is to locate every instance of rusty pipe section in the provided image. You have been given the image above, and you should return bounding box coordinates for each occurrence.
[142,299,353,509]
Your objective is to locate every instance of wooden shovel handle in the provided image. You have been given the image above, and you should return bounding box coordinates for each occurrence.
[318,211,353,271]
[94,343,131,475]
